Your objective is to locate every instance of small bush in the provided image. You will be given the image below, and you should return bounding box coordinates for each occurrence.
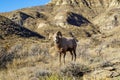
[60,63,89,77]
[0,46,14,68]
[35,69,52,79]
[29,44,41,56]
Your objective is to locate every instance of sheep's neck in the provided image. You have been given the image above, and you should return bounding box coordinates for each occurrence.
[56,40,62,51]
[56,43,61,48]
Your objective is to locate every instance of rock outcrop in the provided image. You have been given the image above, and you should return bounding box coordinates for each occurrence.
[0,0,120,36]
[0,15,44,38]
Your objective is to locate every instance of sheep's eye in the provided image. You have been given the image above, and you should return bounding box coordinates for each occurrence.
[56,36,58,39]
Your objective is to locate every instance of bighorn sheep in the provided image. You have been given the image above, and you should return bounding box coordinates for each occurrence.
[53,31,77,64]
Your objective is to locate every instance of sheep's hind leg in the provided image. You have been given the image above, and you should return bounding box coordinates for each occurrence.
[63,52,66,64]
[70,51,73,61]
[73,49,76,62]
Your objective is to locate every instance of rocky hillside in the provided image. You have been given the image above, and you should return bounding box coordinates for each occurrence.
[0,15,45,68]
[0,15,45,39]
[0,0,120,36]
[49,0,120,19]
[0,0,120,80]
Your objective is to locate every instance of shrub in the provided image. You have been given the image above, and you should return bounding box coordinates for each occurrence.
[35,69,52,79]
[0,46,14,68]
[8,43,23,58]
[60,63,89,77]
[29,44,43,56]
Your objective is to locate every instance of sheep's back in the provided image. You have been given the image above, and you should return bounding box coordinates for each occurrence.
[61,37,77,49]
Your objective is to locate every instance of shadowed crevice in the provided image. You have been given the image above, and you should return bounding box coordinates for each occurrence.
[67,12,90,26]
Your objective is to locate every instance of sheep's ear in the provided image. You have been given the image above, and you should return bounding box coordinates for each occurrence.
[69,32,74,37]
[57,31,62,38]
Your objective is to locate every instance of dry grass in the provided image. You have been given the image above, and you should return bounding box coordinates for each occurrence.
[0,1,120,79]
[0,35,120,80]
[0,25,120,80]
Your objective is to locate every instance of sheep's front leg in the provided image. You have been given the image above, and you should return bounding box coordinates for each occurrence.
[63,52,66,64]
[59,53,62,65]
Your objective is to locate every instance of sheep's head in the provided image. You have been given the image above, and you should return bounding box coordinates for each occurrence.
[53,31,62,44]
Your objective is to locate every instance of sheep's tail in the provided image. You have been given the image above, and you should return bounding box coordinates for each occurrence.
[69,32,78,42]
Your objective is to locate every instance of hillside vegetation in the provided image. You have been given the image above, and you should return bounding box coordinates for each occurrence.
[0,0,120,80]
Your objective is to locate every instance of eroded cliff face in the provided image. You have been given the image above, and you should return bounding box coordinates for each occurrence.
[50,0,120,8]
[48,0,120,29]
[49,0,120,17]
[1,0,120,35]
